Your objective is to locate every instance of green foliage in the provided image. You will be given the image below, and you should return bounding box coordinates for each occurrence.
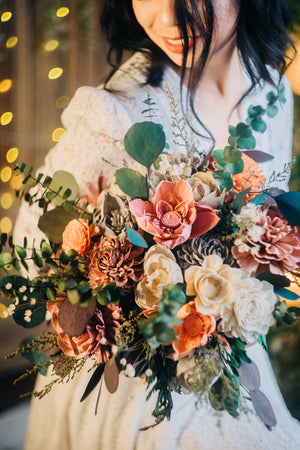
[272,191,300,226]
[38,207,80,243]
[19,336,51,376]
[48,171,79,207]
[115,168,148,199]
[124,121,166,169]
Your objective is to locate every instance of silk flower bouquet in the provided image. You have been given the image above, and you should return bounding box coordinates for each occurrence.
[1,84,300,429]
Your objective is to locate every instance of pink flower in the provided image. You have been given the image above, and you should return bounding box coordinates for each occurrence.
[232,205,300,275]
[129,180,219,249]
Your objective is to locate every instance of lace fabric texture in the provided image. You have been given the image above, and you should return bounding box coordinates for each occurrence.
[13,53,299,449]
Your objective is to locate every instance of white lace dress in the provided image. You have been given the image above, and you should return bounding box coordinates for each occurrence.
[14,53,299,450]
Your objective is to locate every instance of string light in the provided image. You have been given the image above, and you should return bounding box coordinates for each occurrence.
[0,217,12,234]
[48,67,63,80]
[1,11,12,22]
[52,127,66,142]
[0,112,13,125]
[56,7,69,18]
[10,174,24,190]
[6,147,19,163]
[0,79,13,93]
[6,36,18,48]
[44,40,59,52]
[0,193,13,210]
[0,167,12,183]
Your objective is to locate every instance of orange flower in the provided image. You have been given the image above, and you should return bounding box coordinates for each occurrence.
[231,154,266,201]
[172,301,216,360]
[62,219,100,256]
[86,236,144,291]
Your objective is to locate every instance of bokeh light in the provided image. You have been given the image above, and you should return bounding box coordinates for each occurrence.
[55,96,69,109]
[6,36,18,49]
[1,193,13,210]
[44,40,59,52]
[48,67,63,80]
[6,147,19,163]
[10,174,24,190]
[0,167,13,183]
[56,7,69,18]
[0,112,13,126]
[0,303,8,319]
[1,11,12,22]
[0,79,13,93]
[0,217,12,233]
[52,127,66,142]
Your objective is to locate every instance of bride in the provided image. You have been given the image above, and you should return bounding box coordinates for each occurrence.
[14,1,300,448]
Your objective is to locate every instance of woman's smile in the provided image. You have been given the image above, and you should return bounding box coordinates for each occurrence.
[162,36,201,54]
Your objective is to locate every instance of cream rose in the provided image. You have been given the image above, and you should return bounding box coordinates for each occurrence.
[185,254,241,316]
[187,172,225,208]
[135,245,183,310]
[219,277,277,342]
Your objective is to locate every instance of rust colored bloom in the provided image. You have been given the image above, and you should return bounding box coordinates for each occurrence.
[47,296,122,363]
[129,179,219,249]
[62,218,100,256]
[232,205,300,275]
[172,301,216,360]
[231,154,266,201]
[86,236,144,291]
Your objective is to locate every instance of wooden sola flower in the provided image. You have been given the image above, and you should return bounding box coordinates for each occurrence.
[172,301,216,360]
[129,179,219,249]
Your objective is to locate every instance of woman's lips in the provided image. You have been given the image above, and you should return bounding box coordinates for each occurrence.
[162,36,201,54]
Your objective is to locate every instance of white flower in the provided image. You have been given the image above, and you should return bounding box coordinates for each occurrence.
[136,245,183,310]
[111,345,118,355]
[5,283,12,290]
[247,225,265,242]
[176,355,197,394]
[14,298,19,306]
[30,298,36,306]
[219,277,277,342]
[145,369,153,377]
[120,358,127,367]
[24,316,31,323]
[7,304,16,316]
[23,295,28,301]
[158,154,171,173]
[19,286,27,293]
[25,309,32,317]
[124,364,135,378]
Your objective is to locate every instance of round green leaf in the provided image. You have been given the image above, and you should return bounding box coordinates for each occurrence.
[124,122,166,168]
[116,168,148,199]
[266,104,278,118]
[48,170,79,207]
[223,146,242,163]
[213,150,225,166]
[251,119,267,133]
[13,298,47,328]
[236,123,252,138]
[237,135,256,150]
[38,207,80,244]
[225,159,244,175]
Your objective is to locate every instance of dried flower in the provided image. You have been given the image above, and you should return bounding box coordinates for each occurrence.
[136,245,183,310]
[86,236,144,291]
[232,205,300,275]
[172,301,216,360]
[62,219,101,256]
[129,179,219,249]
[187,172,225,208]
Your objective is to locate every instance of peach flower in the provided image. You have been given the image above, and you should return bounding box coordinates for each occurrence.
[231,154,266,201]
[232,205,300,275]
[62,219,100,256]
[47,296,122,363]
[129,179,219,249]
[86,236,144,291]
[172,301,216,360]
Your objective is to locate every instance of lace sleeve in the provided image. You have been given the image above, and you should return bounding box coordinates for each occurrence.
[13,85,138,275]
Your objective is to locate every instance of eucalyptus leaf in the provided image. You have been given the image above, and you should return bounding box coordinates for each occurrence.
[126,226,148,248]
[48,171,79,207]
[0,253,12,268]
[223,146,242,163]
[266,104,278,118]
[251,119,267,133]
[256,273,290,288]
[124,121,166,168]
[236,122,252,138]
[237,135,256,150]
[231,188,251,213]
[38,208,80,244]
[225,160,244,175]
[213,150,226,166]
[15,245,27,259]
[248,192,267,206]
[115,168,148,199]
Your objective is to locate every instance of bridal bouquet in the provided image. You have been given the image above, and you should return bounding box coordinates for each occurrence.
[1,84,300,430]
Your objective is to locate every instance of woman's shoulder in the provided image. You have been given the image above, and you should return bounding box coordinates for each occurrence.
[61,53,152,133]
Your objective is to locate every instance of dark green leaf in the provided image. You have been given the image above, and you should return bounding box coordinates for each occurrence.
[274,287,299,301]
[67,289,80,304]
[225,159,244,175]
[42,176,52,187]
[256,273,290,288]
[0,233,7,246]
[126,226,148,248]
[41,241,52,258]
[38,207,80,244]
[237,135,256,150]
[213,150,226,165]
[251,119,267,133]
[45,258,58,273]
[228,135,239,146]
[13,299,47,328]
[80,364,105,402]
[12,258,20,271]
[248,192,267,206]
[231,188,251,213]
[228,125,237,136]
[236,122,252,138]
[124,121,166,168]
[115,168,148,199]
[32,249,43,268]
[247,105,264,117]
[223,146,242,163]
[15,245,27,259]
[274,191,300,225]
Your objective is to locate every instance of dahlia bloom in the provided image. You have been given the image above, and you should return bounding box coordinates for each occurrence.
[129,179,219,249]
[62,218,100,256]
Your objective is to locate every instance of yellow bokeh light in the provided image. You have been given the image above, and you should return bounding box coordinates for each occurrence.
[0,112,13,126]
[6,147,19,163]
[1,193,13,209]
[55,96,69,109]
[56,7,69,18]
[48,67,63,80]
[286,42,300,96]
[6,36,18,48]
[0,303,8,319]
[44,39,59,52]
[0,79,13,93]
[0,167,12,183]
[52,127,66,142]
[10,174,24,190]
[1,11,12,22]
[0,217,12,233]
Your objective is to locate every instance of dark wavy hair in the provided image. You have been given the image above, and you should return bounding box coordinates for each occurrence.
[100,0,294,143]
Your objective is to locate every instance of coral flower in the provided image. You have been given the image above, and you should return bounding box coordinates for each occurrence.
[231,154,266,201]
[62,218,100,256]
[129,179,219,249]
[172,301,216,360]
